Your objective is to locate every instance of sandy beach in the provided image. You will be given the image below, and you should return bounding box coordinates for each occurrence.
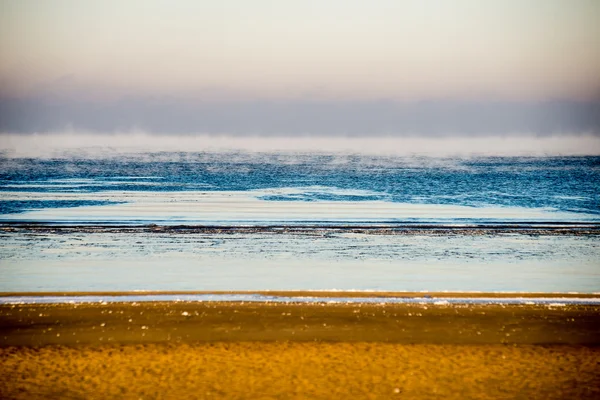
[1,298,599,399]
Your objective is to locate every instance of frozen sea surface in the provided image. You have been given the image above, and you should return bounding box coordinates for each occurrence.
[2,190,596,225]
[1,229,598,293]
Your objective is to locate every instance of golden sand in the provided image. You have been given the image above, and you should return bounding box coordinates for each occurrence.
[1,301,599,399]
[1,343,599,399]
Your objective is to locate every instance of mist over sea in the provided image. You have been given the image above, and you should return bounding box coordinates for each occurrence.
[0,134,599,293]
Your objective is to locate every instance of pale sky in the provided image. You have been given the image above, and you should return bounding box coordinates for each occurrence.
[0,0,599,134]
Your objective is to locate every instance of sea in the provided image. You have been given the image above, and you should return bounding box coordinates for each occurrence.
[1,141,599,298]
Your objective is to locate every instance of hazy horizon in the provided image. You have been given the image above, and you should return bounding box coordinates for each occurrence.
[2,132,600,157]
[1,0,600,139]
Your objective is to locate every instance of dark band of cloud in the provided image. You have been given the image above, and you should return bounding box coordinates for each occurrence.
[1,97,599,136]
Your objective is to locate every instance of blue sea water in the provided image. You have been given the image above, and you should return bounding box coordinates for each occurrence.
[0,152,599,294]
[1,153,599,224]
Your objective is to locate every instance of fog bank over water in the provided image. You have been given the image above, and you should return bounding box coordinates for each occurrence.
[1,133,599,157]
[1,98,599,136]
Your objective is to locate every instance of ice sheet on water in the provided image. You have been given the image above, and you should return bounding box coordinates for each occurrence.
[1,189,597,224]
[1,230,598,293]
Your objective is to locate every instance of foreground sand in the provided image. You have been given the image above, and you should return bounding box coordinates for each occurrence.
[1,300,599,399]
[2,342,599,399]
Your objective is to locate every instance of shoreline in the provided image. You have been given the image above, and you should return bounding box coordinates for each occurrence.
[2,290,600,299]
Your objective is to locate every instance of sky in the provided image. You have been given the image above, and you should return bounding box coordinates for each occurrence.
[0,0,599,136]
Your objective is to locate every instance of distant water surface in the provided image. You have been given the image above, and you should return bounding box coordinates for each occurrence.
[1,154,598,224]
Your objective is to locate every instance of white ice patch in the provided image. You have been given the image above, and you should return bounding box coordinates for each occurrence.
[1,190,596,224]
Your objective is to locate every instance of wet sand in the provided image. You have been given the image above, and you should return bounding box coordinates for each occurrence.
[1,300,600,399]
[2,301,600,346]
